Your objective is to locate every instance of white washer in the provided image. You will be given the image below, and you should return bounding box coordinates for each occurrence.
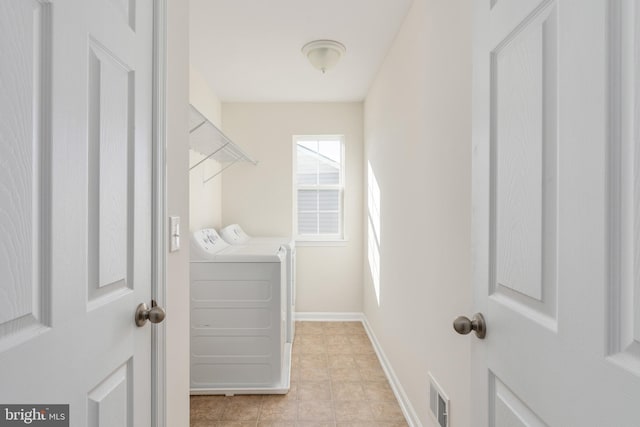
[190,229,291,395]
[220,224,296,343]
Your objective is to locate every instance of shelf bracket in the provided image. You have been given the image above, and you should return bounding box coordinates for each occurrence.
[188,104,257,182]
[189,142,230,171]
[203,158,242,184]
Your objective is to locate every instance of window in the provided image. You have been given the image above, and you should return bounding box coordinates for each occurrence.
[293,136,345,241]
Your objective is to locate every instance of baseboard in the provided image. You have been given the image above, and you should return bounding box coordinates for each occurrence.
[294,312,364,322]
[361,316,422,427]
[293,312,422,427]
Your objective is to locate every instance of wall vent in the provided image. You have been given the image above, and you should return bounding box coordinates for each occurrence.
[428,372,449,427]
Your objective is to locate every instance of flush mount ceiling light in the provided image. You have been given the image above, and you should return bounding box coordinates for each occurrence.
[301,40,346,74]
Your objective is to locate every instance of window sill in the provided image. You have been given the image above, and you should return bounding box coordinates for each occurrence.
[295,239,348,247]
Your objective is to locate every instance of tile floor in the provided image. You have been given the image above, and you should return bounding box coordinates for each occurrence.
[190,321,409,427]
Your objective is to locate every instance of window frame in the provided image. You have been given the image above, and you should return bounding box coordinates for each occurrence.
[292,135,346,243]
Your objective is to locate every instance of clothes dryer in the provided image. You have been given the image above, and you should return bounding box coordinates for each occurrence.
[190,228,291,395]
[220,224,297,343]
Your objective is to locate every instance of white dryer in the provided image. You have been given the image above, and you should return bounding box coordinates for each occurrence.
[220,224,297,342]
[190,228,291,395]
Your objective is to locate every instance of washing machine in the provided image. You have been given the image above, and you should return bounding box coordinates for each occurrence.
[190,228,291,395]
[220,224,296,342]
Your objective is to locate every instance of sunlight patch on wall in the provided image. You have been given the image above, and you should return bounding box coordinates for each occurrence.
[367,162,381,306]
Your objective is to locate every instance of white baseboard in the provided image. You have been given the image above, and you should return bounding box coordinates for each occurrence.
[361,316,422,427]
[294,312,364,322]
[293,312,422,427]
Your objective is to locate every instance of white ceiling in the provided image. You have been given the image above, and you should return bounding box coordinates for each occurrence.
[189,0,414,103]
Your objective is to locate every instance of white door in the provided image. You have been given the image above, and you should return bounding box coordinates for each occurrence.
[470,0,640,425]
[0,1,156,426]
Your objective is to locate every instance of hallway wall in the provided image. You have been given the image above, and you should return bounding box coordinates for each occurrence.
[363,0,472,425]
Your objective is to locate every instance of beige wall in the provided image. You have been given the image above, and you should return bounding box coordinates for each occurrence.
[221,103,364,313]
[166,0,190,425]
[189,66,223,231]
[363,0,472,426]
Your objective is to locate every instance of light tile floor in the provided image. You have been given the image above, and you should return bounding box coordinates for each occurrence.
[190,321,409,427]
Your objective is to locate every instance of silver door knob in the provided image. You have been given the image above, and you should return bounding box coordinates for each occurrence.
[453,313,486,339]
[135,300,166,327]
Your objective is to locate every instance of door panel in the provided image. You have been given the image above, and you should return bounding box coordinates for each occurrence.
[0,0,52,348]
[87,360,132,427]
[608,0,640,376]
[491,375,548,427]
[472,0,640,425]
[492,2,557,309]
[109,0,136,30]
[87,38,134,303]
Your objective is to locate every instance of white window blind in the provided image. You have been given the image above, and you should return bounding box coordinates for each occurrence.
[294,136,344,239]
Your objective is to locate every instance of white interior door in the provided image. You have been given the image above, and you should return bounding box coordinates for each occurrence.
[0,1,155,426]
[471,0,640,425]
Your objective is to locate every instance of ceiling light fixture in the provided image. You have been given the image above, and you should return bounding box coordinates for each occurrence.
[301,40,346,74]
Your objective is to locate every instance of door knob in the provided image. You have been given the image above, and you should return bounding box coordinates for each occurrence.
[453,313,486,339]
[135,300,166,327]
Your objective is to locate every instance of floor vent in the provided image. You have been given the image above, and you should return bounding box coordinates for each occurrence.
[429,372,449,427]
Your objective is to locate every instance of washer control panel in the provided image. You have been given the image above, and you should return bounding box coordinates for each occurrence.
[220,224,251,245]
[191,228,230,259]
